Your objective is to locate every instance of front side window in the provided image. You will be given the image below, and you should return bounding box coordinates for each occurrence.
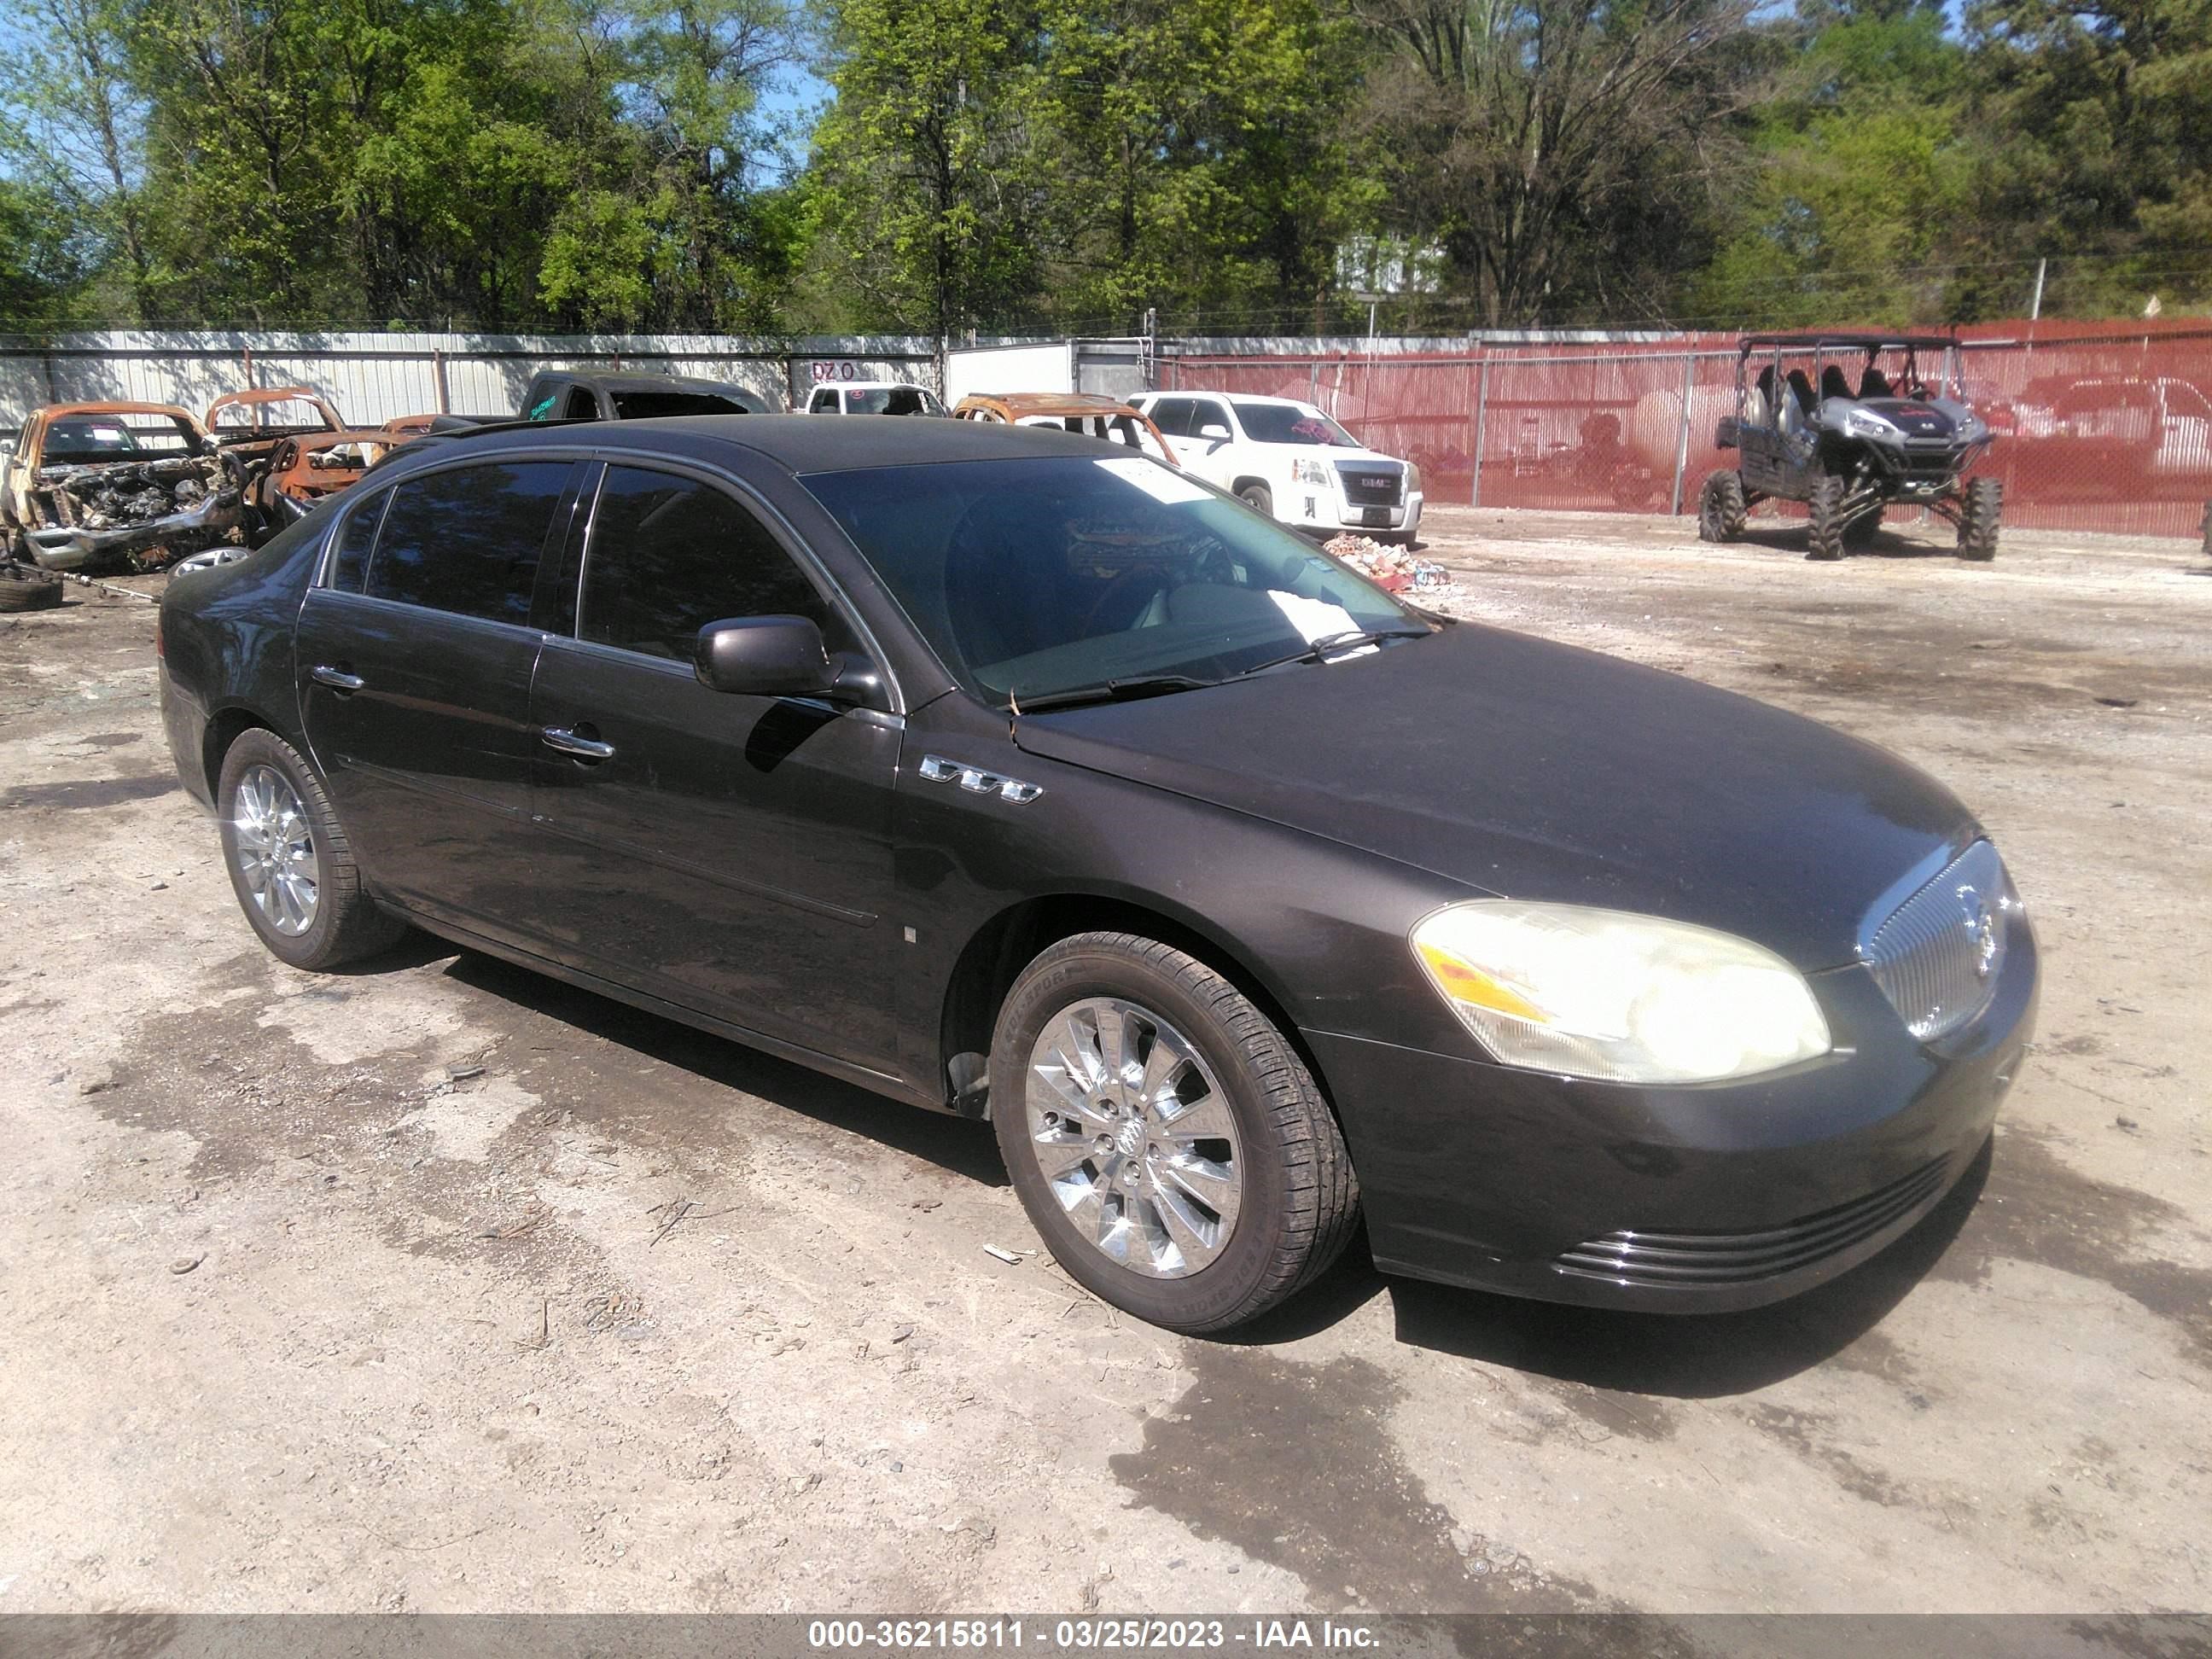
[562,387,599,420]
[364,460,570,625]
[1231,401,1359,447]
[579,466,834,661]
[802,455,1424,703]
[810,388,840,413]
[1187,400,1231,437]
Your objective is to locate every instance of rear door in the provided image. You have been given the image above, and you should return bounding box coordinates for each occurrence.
[524,461,902,1068]
[294,457,585,936]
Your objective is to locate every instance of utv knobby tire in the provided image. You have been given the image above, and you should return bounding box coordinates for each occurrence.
[1697,470,1748,543]
[1807,474,1850,562]
[0,566,63,612]
[990,932,1359,1335]
[216,727,408,971]
[1957,476,2001,562]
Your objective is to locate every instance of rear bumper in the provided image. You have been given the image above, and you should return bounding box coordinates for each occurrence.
[1307,923,2036,1313]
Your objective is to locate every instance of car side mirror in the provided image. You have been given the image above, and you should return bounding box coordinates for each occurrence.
[695,616,836,699]
[1197,422,1231,442]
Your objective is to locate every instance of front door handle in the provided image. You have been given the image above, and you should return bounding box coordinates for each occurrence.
[541,725,615,762]
[310,665,365,692]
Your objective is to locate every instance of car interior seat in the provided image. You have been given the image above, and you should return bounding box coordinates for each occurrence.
[1820,364,1852,402]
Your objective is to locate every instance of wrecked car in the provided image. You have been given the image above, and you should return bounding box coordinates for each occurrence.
[207,388,352,544]
[249,429,408,533]
[953,392,1178,464]
[2,403,242,572]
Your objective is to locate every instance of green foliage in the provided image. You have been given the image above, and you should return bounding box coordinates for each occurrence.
[0,0,2205,334]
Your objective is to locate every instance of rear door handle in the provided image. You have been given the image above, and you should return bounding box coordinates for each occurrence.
[310,665,364,692]
[541,725,615,761]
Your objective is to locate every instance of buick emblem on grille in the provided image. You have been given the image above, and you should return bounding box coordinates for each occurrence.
[1959,885,2000,979]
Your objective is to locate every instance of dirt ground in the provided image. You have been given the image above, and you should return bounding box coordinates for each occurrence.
[2,506,2209,1619]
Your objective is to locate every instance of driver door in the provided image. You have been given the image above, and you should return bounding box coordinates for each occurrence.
[523,461,902,1070]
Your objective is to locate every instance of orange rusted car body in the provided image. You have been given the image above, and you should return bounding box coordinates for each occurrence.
[3,401,242,571]
[952,392,1178,465]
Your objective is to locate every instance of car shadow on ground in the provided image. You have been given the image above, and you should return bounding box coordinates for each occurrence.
[405,937,1985,1388]
[1732,522,1967,562]
[426,941,1009,1188]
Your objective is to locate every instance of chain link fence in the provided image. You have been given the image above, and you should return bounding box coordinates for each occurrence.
[1164,321,2212,539]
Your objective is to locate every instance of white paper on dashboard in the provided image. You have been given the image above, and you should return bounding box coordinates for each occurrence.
[1267,591,1377,655]
[1094,456,1213,505]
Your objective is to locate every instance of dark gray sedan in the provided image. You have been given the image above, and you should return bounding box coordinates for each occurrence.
[157,416,2036,1333]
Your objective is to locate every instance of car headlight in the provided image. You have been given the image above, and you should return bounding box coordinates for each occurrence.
[1841,407,1899,440]
[1293,458,1332,486]
[1406,462,1422,495]
[1410,901,1831,1084]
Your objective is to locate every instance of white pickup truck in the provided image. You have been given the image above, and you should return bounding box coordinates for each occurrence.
[1129,391,1423,543]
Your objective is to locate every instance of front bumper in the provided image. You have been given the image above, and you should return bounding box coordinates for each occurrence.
[1290,490,1426,537]
[1307,920,2037,1313]
[26,492,242,571]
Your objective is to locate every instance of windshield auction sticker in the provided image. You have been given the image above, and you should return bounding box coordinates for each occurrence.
[1095,456,1213,505]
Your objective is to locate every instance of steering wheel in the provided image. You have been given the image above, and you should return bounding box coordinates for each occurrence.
[1081,565,1170,634]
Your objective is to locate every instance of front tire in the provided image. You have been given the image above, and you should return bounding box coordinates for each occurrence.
[217,727,406,970]
[1957,476,2001,562]
[989,932,1359,1334]
[1236,482,1274,519]
[1807,474,1849,561]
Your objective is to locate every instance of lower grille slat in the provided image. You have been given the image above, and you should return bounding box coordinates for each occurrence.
[1552,1158,1949,1289]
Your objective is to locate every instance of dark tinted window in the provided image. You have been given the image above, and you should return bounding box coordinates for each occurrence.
[579,466,833,660]
[328,490,387,591]
[1188,399,1231,435]
[606,389,749,417]
[1148,398,1195,437]
[562,387,598,419]
[365,461,569,624]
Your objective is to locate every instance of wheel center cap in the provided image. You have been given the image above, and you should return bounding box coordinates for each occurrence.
[1115,1117,1144,1158]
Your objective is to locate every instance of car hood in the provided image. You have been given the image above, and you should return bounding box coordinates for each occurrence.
[1010,623,1975,970]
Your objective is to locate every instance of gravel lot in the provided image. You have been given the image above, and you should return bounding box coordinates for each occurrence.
[3,506,2208,1617]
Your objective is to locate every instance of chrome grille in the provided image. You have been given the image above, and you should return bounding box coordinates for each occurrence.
[1335,462,1404,507]
[1553,1158,1950,1288]
[1860,840,2012,1041]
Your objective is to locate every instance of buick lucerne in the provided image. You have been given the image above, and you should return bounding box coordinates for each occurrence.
[158,416,2036,1333]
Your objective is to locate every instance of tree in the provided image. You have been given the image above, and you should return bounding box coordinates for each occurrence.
[806,0,1049,337]
[1348,0,1759,329]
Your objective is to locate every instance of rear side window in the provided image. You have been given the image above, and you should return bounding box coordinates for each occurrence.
[579,466,834,660]
[365,461,570,625]
[328,490,388,591]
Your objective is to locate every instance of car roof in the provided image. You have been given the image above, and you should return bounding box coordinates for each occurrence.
[823,381,930,392]
[955,392,1148,419]
[36,401,200,422]
[539,370,750,396]
[364,411,1114,481]
[1181,392,1315,409]
[1739,333,1957,353]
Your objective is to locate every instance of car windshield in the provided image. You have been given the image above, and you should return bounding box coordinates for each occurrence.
[848,387,943,416]
[801,455,1426,703]
[1231,401,1360,447]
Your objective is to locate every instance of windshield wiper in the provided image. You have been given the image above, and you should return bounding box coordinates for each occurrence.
[1009,674,1218,714]
[1228,626,1434,681]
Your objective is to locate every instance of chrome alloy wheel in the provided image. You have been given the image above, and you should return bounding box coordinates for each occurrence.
[1023,997,1243,1278]
[231,764,319,936]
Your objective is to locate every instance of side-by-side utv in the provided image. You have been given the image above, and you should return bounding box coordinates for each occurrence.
[1702,333,2001,562]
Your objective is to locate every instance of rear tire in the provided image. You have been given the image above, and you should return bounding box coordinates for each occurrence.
[1807,474,1849,561]
[989,932,1359,1334]
[216,727,407,970]
[1237,482,1274,519]
[1697,470,1748,542]
[1957,476,2001,562]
